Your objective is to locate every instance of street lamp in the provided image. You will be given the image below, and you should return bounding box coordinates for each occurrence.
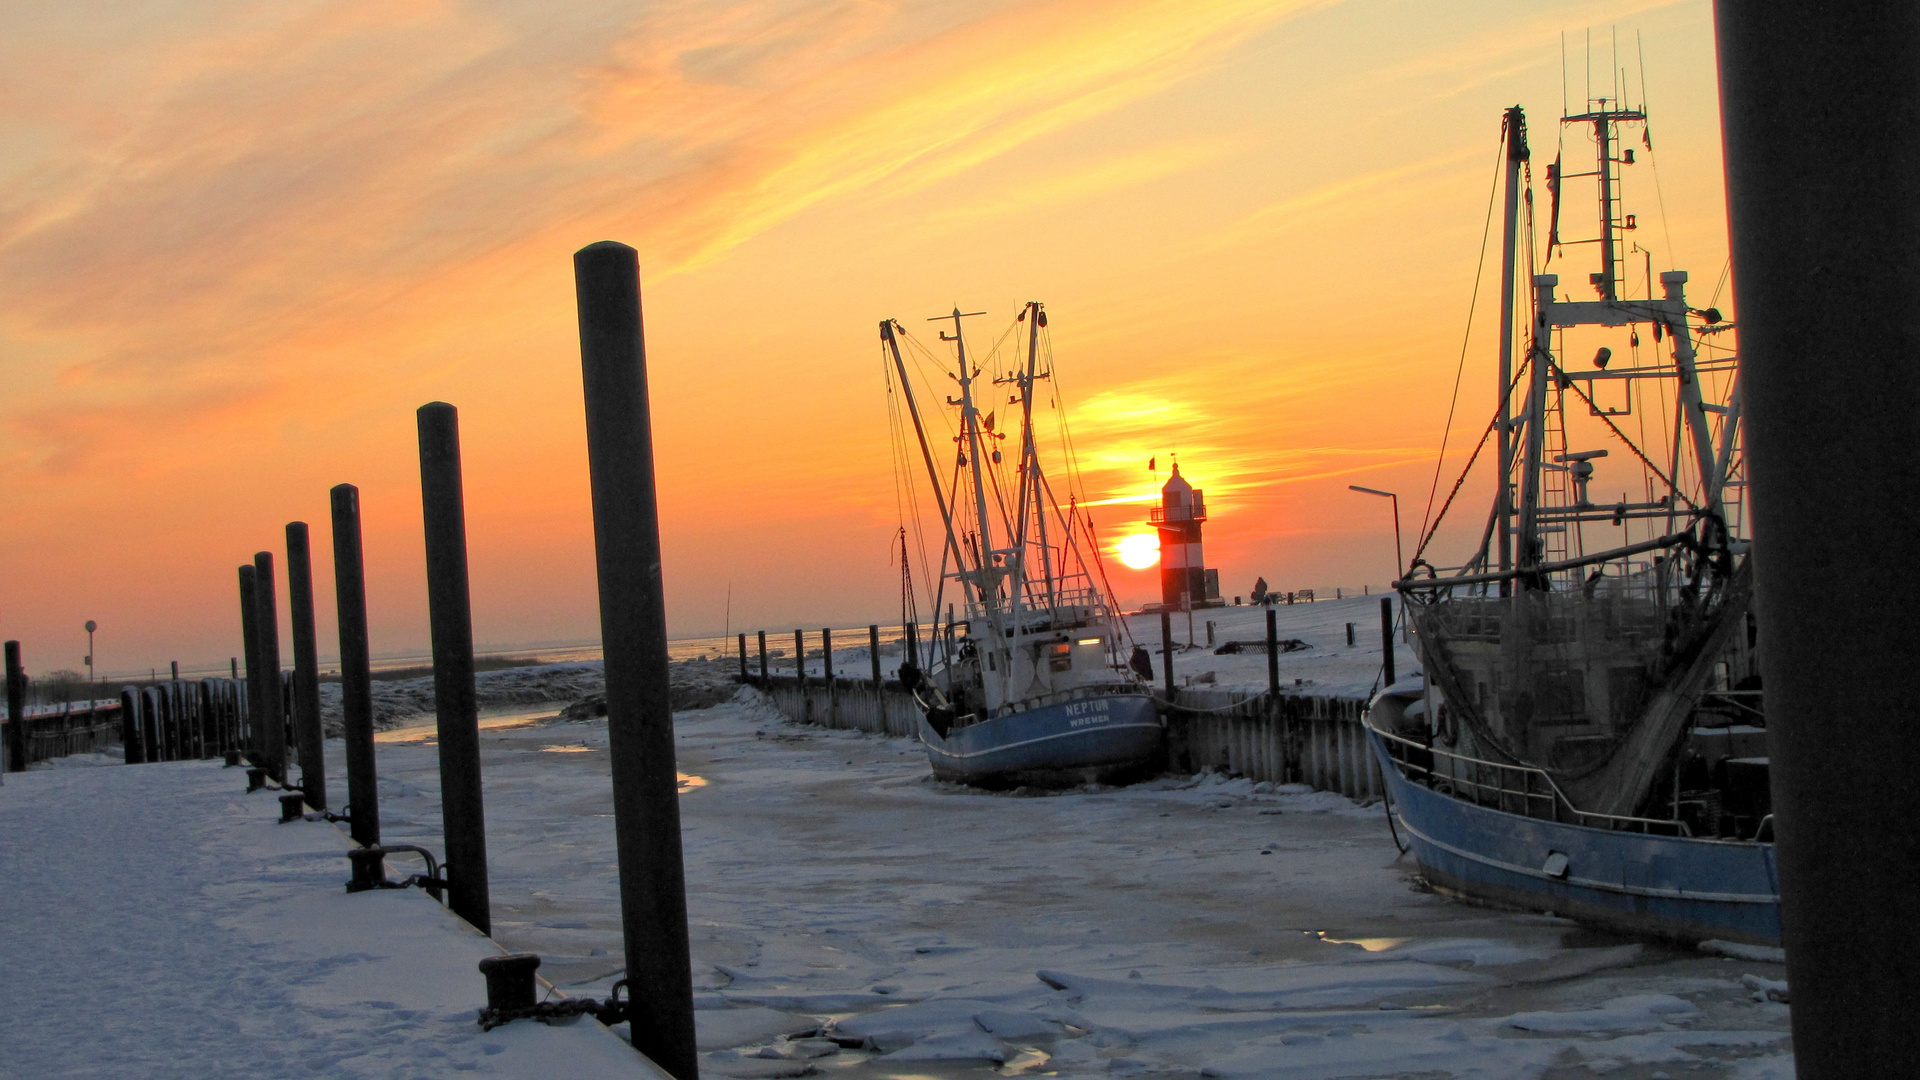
[84,620,97,704]
[1347,486,1404,583]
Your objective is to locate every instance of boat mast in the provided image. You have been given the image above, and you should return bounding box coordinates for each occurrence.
[941,309,1008,644]
[1495,106,1529,588]
[882,320,971,614]
[1013,303,1057,610]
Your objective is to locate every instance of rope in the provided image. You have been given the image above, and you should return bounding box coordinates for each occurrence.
[1417,115,1512,549]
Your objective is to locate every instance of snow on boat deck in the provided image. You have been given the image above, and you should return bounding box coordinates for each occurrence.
[6,692,1797,1079]
[0,758,661,1079]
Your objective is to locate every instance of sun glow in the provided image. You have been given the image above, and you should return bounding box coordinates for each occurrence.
[1117,532,1160,570]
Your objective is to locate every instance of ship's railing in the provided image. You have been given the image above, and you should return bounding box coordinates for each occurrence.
[1370,721,1691,836]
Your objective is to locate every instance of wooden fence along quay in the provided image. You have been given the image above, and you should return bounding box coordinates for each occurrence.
[732,623,1383,803]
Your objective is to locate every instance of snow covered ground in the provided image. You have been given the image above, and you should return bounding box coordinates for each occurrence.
[0,757,663,1079]
[346,689,1795,1079]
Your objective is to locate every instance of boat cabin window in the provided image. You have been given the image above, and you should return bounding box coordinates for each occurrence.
[1048,641,1073,672]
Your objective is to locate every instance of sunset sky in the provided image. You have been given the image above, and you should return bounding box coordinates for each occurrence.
[0,0,1738,677]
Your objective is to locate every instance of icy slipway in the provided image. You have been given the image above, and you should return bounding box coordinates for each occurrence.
[0,759,659,1080]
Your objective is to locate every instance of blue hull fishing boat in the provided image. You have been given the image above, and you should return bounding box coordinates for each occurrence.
[918,692,1163,787]
[1374,98,1777,943]
[881,303,1162,788]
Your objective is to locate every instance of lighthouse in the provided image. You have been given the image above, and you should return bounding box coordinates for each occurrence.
[1150,463,1221,609]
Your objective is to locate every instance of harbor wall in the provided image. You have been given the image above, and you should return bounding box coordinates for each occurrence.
[742,676,1380,802]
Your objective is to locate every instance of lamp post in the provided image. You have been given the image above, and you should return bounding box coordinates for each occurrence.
[1348,485,1403,582]
[84,620,96,704]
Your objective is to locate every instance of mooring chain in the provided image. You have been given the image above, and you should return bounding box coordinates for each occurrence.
[478,981,630,1032]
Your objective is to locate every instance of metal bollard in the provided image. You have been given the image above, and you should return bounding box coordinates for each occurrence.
[285,522,328,810]
[278,792,306,823]
[477,953,542,1013]
[346,848,389,892]
[223,749,242,767]
[417,401,491,937]
[331,484,381,850]
[574,239,700,1079]
[246,766,269,792]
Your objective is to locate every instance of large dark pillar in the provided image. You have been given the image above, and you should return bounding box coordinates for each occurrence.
[574,240,699,1080]
[331,484,381,848]
[252,552,287,783]
[1714,5,1920,1076]
[285,522,327,809]
[417,402,491,936]
[4,641,25,772]
[239,564,261,758]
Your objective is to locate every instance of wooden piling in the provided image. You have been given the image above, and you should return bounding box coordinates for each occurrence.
[757,631,768,685]
[252,552,288,782]
[1266,608,1280,697]
[737,634,748,683]
[1379,597,1395,687]
[869,625,882,687]
[795,629,805,685]
[4,641,25,772]
[285,522,327,810]
[417,402,491,937]
[1716,7,1920,1072]
[1160,611,1174,699]
[331,484,380,848]
[574,239,699,1080]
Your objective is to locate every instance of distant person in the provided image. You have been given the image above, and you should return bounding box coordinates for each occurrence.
[1251,577,1269,604]
[1129,645,1153,683]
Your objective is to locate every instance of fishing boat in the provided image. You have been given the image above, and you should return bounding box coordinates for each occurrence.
[1367,100,1780,945]
[881,303,1162,788]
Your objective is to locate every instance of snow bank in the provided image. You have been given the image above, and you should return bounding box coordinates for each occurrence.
[0,761,661,1078]
[317,657,740,735]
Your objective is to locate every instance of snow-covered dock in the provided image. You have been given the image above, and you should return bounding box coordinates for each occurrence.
[0,757,661,1079]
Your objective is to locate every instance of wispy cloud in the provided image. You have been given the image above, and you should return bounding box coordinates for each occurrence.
[0,0,1323,471]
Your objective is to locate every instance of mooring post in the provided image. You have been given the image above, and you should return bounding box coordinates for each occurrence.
[285,522,328,810]
[331,484,381,849]
[5,641,26,772]
[822,627,833,685]
[1266,608,1280,697]
[574,238,700,1080]
[1715,7,1920,1074]
[737,634,748,683]
[239,564,262,760]
[417,402,491,937]
[1379,597,1395,687]
[252,552,288,782]
[869,625,882,687]
[1346,622,1355,647]
[1160,611,1175,699]
[757,630,768,686]
[794,629,805,686]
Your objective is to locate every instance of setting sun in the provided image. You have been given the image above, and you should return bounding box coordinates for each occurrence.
[1117,532,1161,570]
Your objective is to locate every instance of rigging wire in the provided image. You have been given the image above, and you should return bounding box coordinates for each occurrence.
[1416,115,1513,553]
